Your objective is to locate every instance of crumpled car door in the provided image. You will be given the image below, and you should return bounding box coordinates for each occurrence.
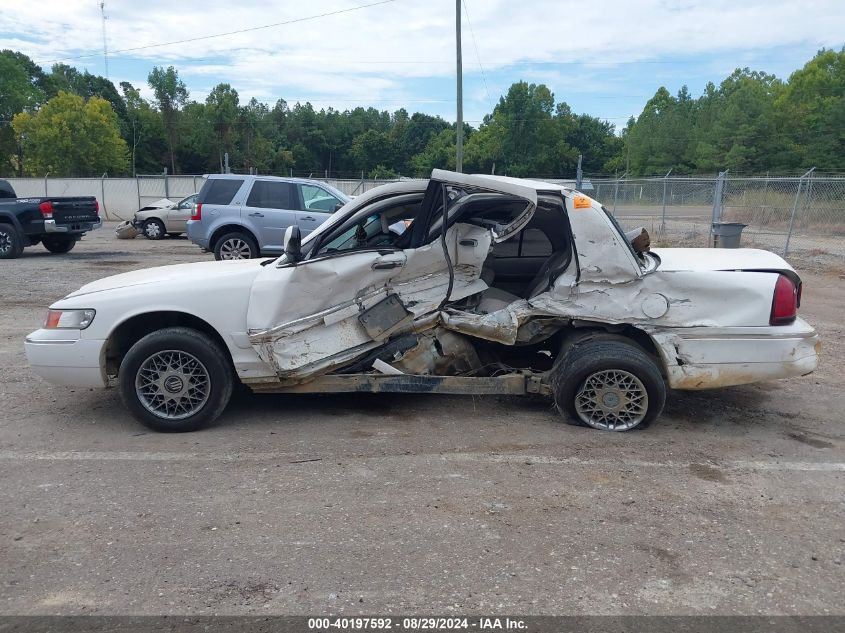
[247,174,538,378]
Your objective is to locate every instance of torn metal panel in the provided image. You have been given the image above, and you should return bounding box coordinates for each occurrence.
[648,322,819,389]
[246,223,494,377]
[359,294,414,341]
[389,328,482,376]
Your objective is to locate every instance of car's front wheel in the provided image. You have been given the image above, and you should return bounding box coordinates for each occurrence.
[142,218,166,240]
[119,327,234,432]
[42,235,77,254]
[214,231,259,260]
[551,338,666,431]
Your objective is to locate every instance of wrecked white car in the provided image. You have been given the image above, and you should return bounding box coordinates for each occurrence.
[25,170,819,432]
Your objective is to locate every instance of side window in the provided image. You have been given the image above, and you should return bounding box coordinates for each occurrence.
[198,178,244,205]
[492,228,552,258]
[247,181,295,209]
[493,237,520,257]
[520,228,553,257]
[299,184,342,212]
[313,196,423,257]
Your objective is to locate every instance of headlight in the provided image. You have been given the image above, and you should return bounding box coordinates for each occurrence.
[44,309,96,329]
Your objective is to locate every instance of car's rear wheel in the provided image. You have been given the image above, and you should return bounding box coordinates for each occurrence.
[42,234,77,254]
[551,339,666,431]
[119,327,234,432]
[214,231,258,260]
[142,218,166,240]
[0,224,24,259]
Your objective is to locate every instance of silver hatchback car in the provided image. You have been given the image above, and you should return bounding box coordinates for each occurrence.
[187,175,350,260]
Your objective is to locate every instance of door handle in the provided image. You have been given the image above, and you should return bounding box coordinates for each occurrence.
[302,216,316,221]
[248,212,264,218]
[372,260,403,270]
[459,239,478,247]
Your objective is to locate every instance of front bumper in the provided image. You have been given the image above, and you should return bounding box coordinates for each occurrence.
[25,328,107,388]
[44,218,103,233]
[653,318,820,390]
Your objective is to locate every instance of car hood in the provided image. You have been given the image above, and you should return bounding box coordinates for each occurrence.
[65,259,267,298]
[651,248,796,275]
[138,198,174,211]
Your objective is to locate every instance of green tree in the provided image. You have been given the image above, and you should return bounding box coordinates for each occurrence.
[120,81,168,175]
[0,52,45,175]
[148,66,188,174]
[410,128,457,174]
[13,91,128,176]
[776,48,845,170]
[350,129,395,173]
[206,83,240,172]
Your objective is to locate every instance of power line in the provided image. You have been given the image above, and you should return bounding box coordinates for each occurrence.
[461,0,494,111]
[35,0,401,65]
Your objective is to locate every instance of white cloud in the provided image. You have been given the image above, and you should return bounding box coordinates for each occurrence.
[0,0,842,118]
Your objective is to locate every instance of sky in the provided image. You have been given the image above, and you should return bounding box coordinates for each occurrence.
[1,0,843,132]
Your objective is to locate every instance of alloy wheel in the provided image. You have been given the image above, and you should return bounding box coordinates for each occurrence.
[219,237,252,259]
[574,369,649,431]
[135,350,211,420]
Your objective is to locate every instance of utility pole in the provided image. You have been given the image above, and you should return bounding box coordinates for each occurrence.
[455,0,463,173]
[100,1,109,78]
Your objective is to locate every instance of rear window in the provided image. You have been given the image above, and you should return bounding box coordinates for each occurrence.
[247,180,296,209]
[0,180,15,199]
[197,178,244,205]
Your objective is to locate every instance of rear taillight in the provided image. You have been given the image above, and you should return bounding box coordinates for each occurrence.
[770,274,798,325]
[94,200,99,215]
[39,200,53,219]
[191,203,202,221]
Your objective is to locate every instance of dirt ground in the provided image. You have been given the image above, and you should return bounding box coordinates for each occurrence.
[0,224,843,616]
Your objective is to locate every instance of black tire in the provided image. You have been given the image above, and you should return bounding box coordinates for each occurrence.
[119,327,234,432]
[213,231,258,260]
[42,234,76,254]
[142,218,166,240]
[0,223,24,259]
[551,339,666,431]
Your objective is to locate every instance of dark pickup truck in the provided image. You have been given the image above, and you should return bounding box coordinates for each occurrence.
[0,179,101,259]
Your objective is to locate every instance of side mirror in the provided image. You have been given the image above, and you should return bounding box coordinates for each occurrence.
[284,225,303,262]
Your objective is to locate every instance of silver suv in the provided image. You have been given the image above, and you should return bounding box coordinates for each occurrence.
[187,175,350,260]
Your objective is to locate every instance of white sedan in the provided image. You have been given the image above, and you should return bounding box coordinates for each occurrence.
[25,170,819,432]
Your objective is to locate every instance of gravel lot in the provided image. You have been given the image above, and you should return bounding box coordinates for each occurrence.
[1,225,843,615]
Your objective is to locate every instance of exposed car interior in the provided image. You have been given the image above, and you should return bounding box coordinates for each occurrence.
[310,188,574,314]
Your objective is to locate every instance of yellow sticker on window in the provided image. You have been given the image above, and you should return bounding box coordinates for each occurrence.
[573,196,591,209]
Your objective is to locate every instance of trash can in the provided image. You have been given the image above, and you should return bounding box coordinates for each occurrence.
[712,222,747,248]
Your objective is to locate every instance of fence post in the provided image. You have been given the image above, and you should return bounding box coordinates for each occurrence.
[784,167,815,257]
[100,172,109,221]
[660,168,672,230]
[163,168,169,199]
[709,171,727,244]
[44,173,49,197]
[612,178,620,215]
[136,176,141,211]
[193,176,198,193]
[804,169,815,228]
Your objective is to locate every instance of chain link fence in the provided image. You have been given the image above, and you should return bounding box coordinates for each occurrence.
[590,173,845,260]
[5,173,845,261]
